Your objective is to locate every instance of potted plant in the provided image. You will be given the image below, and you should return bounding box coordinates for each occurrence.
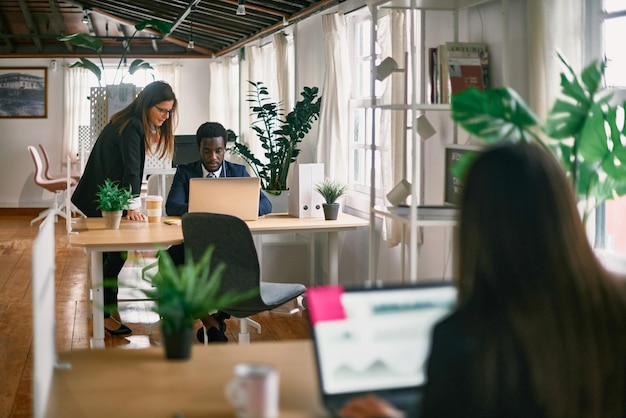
[229,81,322,196]
[95,178,135,229]
[315,178,348,220]
[143,246,254,360]
[57,19,173,86]
[450,52,626,226]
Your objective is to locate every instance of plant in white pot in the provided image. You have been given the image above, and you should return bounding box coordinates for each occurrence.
[95,178,135,229]
[315,178,348,220]
[228,81,322,200]
[143,246,255,360]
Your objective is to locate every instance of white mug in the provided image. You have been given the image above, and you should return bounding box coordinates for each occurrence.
[225,363,279,418]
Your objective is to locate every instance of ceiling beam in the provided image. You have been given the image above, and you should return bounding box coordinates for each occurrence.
[0,7,15,53]
[216,0,338,57]
[49,0,72,52]
[163,0,203,40]
[17,0,43,51]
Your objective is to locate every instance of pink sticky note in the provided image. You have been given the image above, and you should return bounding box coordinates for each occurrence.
[305,285,346,325]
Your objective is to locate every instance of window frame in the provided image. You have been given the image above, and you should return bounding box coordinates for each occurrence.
[586,0,626,252]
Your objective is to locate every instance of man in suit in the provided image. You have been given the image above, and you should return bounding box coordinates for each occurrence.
[166,121,272,216]
[165,121,271,343]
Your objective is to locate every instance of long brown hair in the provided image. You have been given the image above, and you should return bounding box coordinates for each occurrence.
[458,142,626,417]
[110,80,177,159]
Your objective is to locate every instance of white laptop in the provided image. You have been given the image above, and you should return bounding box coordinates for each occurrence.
[306,283,457,418]
[188,177,260,221]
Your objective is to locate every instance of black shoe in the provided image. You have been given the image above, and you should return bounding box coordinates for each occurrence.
[196,326,228,343]
[105,323,132,336]
[212,312,230,332]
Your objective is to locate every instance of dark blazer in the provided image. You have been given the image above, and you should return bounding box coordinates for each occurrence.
[72,118,145,217]
[420,301,541,418]
[165,159,272,217]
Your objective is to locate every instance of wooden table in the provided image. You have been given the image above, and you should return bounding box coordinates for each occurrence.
[69,213,368,347]
[46,340,325,418]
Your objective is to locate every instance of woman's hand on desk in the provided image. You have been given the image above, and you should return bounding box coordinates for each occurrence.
[339,394,405,418]
[126,209,146,222]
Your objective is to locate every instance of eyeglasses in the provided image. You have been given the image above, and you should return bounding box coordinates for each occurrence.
[154,105,172,117]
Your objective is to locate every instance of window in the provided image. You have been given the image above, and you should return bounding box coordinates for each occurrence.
[589,0,626,255]
[346,9,392,207]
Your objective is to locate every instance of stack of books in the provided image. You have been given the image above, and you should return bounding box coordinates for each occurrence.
[429,42,489,104]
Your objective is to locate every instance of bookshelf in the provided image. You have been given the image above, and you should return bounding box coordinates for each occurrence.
[367,0,505,284]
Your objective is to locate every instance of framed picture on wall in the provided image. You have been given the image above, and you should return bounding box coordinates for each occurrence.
[0,67,47,118]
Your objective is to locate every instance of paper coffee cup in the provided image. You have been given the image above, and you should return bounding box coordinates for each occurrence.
[145,195,163,223]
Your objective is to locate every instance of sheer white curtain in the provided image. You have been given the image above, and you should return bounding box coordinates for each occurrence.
[63,66,91,166]
[155,63,181,106]
[208,58,238,132]
[527,0,583,119]
[243,43,278,167]
[316,12,351,183]
[378,10,406,246]
[273,32,291,111]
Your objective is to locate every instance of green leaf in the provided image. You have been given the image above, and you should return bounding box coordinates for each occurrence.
[576,104,610,161]
[451,87,539,144]
[134,19,174,35]
[57,33,103,52]
[128,59,153,75]
[69,58,102,83]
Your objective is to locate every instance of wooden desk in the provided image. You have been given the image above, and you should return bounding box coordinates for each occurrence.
[47,340,324,418]
[69,213,368,347]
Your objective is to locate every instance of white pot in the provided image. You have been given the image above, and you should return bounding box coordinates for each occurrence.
[102,210,123,229]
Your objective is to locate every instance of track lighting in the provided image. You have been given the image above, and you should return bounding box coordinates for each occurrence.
[236,0,246,16]
[187,17,194,49]
[81,10,89,24]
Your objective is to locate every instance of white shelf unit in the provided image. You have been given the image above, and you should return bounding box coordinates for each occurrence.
[367,0,505,284]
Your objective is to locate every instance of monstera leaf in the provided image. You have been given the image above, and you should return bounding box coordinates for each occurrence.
[450,52,626,225]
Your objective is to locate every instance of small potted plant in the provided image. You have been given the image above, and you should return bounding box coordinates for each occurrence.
[315,178,348,220]
[143,246,254,360]
[95,178,135,229]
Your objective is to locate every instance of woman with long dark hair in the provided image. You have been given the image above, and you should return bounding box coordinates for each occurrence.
[72,80,178,336]
[340,142,626,417]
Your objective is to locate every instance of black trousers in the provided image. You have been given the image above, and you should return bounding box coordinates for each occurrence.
[103,251,127,316]
[166,243,185,266]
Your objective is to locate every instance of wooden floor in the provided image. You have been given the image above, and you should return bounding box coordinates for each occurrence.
[0,215,311,418]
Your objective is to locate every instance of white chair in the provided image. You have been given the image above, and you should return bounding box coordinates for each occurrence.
[28,146,78,226]
[38,143,81,182]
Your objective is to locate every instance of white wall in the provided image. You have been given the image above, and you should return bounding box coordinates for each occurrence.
[0,56,212,208]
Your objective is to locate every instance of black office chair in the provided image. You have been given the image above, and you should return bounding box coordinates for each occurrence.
[181,212,306,344]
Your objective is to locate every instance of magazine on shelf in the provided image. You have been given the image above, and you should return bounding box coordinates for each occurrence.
[432,42,489,104]
[448,57,485,96]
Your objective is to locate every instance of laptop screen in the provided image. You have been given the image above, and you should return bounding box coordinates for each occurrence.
[188,177,260,221]
[307,283,457,395]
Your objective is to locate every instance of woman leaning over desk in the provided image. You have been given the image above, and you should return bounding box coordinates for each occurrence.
[71,80,178,336]
[340,142,626,418]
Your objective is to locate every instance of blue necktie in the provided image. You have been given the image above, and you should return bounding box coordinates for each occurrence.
[207,172,216,178]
